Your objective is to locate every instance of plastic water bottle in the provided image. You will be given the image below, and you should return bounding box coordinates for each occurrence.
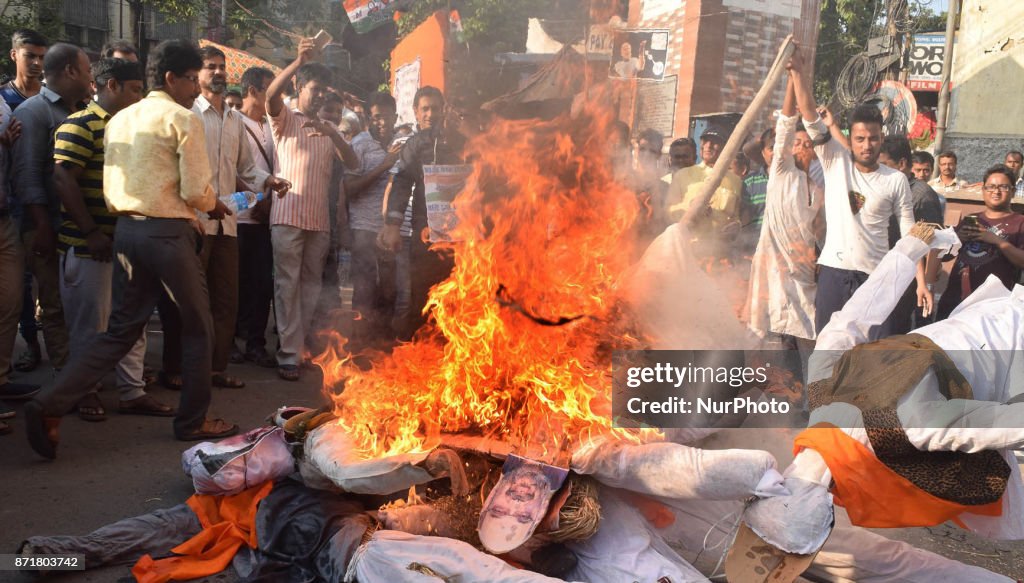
[219,191,264,213]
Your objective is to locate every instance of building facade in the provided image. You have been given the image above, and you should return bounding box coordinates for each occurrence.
[944,0,1024,181]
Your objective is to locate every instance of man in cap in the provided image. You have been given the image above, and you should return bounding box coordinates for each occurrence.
[664,125,743,257]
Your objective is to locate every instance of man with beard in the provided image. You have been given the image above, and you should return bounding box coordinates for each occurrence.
[788,45,918,338]
[158,46,288,391]
[344,91,402,351]
[266,38,357,381]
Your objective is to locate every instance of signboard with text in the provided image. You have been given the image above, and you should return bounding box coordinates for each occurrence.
[908,33,955,92]
[394,59,421,126]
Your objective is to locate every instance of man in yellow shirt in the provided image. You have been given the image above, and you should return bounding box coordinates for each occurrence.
[26,40,239,460]
[665,127,742,255]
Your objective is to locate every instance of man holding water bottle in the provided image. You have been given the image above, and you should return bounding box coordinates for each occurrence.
[157,45,290,392]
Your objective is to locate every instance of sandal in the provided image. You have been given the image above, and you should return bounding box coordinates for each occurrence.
[158,371,183,391]
[143,368,158,385]
[118,394,176,417]
[212,373,245,389]
[176,418,239,442]
[14,345,41,373]
[77,392,107,422]
[278,364,300,382]
[24,401,60,459]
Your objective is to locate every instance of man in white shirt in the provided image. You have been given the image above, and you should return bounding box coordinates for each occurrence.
[234,66,283,367]
[158,47,287,391]
[788,47,918,338]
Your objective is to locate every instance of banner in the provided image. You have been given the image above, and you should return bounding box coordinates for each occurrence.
[423,164,473,242]
[394,59,421,126]
[344,0,414,34]
[609,29,669,81]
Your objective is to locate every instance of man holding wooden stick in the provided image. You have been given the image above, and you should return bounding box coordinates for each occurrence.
[787,46,922,338]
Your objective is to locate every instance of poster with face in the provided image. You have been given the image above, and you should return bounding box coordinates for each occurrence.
[610,29,670,81]
[477,454,568,553]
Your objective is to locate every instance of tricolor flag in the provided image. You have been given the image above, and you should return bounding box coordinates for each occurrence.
[344,0,415,33]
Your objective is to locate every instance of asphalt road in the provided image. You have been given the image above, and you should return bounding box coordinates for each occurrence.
[1,315,1022,582]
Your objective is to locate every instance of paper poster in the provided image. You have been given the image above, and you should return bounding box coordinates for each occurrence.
[394,59,420,127]
[423,164,473,242]
[635,75,677,138]
[344,0,415,34]
[723,0,801,19]
[610,30,670,81]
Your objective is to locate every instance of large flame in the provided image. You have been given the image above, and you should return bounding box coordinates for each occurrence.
[316,99,652,459]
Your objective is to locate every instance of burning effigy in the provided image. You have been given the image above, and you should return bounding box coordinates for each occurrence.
[20,46,1024,583]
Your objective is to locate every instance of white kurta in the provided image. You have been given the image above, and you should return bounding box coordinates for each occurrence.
[807,232,1024,540]
[746,113,824,340]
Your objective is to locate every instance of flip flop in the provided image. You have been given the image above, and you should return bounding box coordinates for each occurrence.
[176,418,239,442]
[212,373,246,389]
[118,394,176,417]
[23,401,59,460]
[77,392,107,422]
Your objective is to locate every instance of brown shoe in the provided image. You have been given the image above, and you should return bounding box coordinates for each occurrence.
[24,401,59,460]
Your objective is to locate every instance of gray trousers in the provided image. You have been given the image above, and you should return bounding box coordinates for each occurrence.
[0,215,23,385]
[272,225,330,366]
[34,217,213,436]
[59,247,147,401]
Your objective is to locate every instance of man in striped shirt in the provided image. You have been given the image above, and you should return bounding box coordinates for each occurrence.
[265,38,357,381]
[52,58,173,420]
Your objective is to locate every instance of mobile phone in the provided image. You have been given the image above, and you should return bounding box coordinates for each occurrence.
[961,215,980,230]
[313,30,333,51]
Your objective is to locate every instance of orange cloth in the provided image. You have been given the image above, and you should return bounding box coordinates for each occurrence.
[132,481,274,583]
[794,427,1003,529]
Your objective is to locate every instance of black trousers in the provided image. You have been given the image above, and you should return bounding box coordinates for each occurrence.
[398,230,454,341]
[349,228,397,350]
[815,264,895,339]
[34,218,213,437]
[160,233,238,373]
[236,223,274,351]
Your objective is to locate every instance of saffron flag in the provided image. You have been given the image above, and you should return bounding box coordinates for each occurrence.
[344,0,415,33]
[198,39,281,85]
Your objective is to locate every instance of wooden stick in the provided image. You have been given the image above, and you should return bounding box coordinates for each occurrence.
[680,35,796,227]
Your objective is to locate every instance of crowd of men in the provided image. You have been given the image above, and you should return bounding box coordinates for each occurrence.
[1,31,1022,463]
[0,31,471,458]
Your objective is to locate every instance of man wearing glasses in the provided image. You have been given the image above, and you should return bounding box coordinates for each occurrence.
[26,40,239,460]
[934,164,1024,320]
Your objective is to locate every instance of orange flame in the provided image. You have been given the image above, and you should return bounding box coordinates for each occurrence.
[316,98,653,459]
